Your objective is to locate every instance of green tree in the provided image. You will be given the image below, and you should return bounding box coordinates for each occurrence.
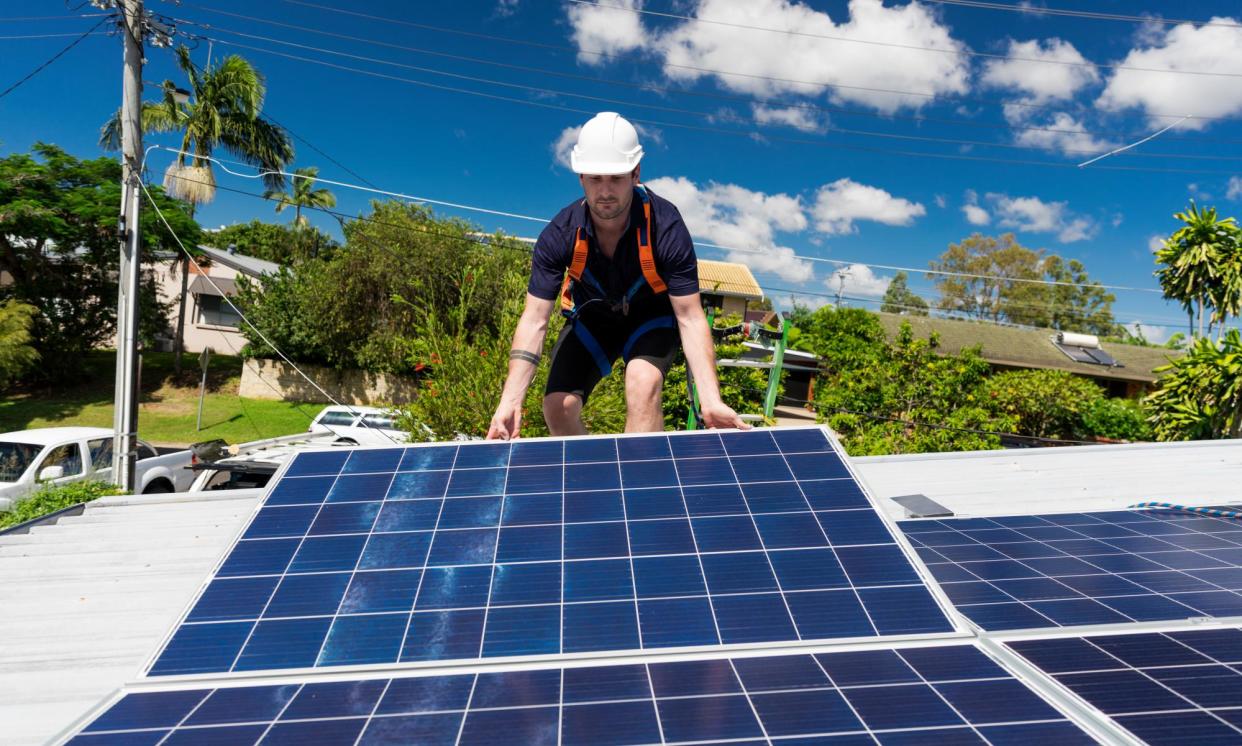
[789,305,886,373]
[1044,255,1122,337]
[930,233,1045,322]
[981,369,1103,440]
[0,300,39,388]
[206,220,336,265]
[0,144,198,381]
[1153,202,1242,340]
[1145,330,1242,440]
[263,166,337,228]
[880,271,929,315]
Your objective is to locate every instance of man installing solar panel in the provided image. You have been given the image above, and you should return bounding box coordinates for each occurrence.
[487,112,748,439]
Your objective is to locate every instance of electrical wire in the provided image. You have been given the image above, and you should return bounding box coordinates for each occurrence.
[170,6,1241,146]
[196,24,1241,162]
[922,0,1242,29]
[154,146,1169,298]
[169,0,1238,123]
[570,0,1242,79]
[0,17,109,101]
[0,13,110,21]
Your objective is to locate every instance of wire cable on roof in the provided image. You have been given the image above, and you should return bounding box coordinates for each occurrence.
[168,0,1236,123]
[567,0,1242,79]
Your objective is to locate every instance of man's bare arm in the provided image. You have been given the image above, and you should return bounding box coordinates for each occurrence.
[669,292,750,430]
[487,293,558,439]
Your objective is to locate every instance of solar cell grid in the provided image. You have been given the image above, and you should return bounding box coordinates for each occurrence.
[1008,628,1242,745]
[73,644,1093,745]
[147,428,954,676]
[901,509,1242,631]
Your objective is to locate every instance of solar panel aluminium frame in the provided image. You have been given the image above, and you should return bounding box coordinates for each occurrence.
[131,426,972,686]
[900,505,1242,637]
[51,633,1127,746]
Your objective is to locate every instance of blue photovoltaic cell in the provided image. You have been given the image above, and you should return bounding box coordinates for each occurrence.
[73,644,1092,745]
[146,428,953,676]
[900,509,1242,631]
[1009,628,1242,745]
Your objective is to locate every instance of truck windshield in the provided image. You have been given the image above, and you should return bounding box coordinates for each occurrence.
[0,442,42,482]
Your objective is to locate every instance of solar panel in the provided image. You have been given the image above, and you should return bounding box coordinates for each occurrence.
[70,643,1095,745]
[901,509,1242,631]
[144,428,957,676]
[1008,628,1242,745]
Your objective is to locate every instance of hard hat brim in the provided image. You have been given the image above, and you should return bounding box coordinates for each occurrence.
[570,159,641,176]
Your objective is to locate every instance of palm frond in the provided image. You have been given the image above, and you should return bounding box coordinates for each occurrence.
[219,114,294,191]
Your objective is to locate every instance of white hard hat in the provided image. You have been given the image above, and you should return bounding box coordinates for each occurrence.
[570,112,644,175]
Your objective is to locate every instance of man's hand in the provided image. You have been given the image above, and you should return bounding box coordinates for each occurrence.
[699,400,752,430]
[487,401,522,440]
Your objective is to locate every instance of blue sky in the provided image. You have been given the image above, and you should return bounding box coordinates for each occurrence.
[4,0,1242,340]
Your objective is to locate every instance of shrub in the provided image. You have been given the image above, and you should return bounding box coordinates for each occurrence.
[1081,397,1152,441]
[0,480,122,529]
[982,369,1104,440]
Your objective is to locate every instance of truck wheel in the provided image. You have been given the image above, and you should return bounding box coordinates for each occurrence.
[143,479,174,494]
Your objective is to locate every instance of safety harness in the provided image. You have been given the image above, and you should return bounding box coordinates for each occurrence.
[559,185,667,319]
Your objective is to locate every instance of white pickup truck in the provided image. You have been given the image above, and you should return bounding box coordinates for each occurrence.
[0,427,196,511]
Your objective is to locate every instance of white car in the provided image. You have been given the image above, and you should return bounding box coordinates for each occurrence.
[308,405,412,445]
[0,427,195,511]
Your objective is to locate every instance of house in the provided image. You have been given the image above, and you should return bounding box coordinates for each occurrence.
[874,312,1179,397]
[152,245,279,355]
[697,258,764,317]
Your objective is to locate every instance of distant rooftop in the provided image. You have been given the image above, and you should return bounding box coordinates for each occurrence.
[198,244,280,279]
[698,259,763,300]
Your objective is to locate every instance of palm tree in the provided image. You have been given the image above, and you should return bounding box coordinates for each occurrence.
[1155,202,1242,340]
[100,45,294,374]
[264,166,336,227]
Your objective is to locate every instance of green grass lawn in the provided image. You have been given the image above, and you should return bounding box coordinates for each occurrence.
[0,350,322,446]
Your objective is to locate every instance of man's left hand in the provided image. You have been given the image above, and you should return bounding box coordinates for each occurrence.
[699,401,752,430]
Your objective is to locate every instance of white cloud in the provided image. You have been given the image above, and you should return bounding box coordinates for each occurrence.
[1098,19,1242,130]
[827,263,892,298]
[980,38,1099,103]
[751,104,824,133]
[552,126,580,170]
[1148,234,1165,252]
[1013,111,1111,156]
[985,193,1096,243]
[645,176,813,282]
[567,0,648,65]
[494,0,520,18]
[1229,176,1242,201]
[962,189,990,225]
[655,0,970,113]
[1127,321,1172,345]
[812,178,925,234]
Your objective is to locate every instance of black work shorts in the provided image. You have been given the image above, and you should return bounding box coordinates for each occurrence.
[545,314,680,403]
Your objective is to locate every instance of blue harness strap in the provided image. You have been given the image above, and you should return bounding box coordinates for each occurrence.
[622,316,675,361]
[572,322,613,378]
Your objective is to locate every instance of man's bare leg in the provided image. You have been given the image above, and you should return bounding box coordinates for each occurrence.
[624,359,665,432]
[543,392,589,436]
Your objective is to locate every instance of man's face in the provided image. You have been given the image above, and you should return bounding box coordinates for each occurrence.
[580,167,640,223]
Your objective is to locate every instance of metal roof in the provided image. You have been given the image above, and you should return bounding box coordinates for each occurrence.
[5,437,1241,744]
[0,427,112,446]
[197,245,280,279]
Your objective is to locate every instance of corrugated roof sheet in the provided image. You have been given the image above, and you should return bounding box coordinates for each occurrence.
[698,259,763,299]
[875,312,1180,383]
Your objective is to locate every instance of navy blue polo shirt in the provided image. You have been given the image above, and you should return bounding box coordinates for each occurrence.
[528,186,698,319]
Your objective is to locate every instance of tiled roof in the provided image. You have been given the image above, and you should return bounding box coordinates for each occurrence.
[698,259,763,299]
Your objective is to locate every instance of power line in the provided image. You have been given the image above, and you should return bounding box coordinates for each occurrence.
[0,13,110,21]
[572,0,1242,79]
[195,37,1241,175]
[0,30,111,40]
[922,0,1242,29]
[0,17,109,101]
[169,0,1237,123]
[189,14,1242,150]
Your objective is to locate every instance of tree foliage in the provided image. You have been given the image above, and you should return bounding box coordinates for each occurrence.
[264,166,337,227]
[981,369,1104,440]
[205,219,336,265]
[929,233,1119,335]
[0,144,198,381]
[0,300,39,388]
[788,305,886,373]
[1153,202,1242,338]
[1145,330,1242,441]
[880,271,929,315]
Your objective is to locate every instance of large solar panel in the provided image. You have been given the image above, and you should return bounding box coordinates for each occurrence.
[901,509,1242,631]
[71,643,1094,745]
[1008,628,1242,745]
[144,428,957,676]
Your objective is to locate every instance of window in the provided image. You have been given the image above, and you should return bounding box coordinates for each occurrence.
[137,442,158,460]
[38,443,84,479]
[361,414,396,429]
[316,410,358,428]
[196,294,242,328]
[88,438,113,471]
[0,442,41,482]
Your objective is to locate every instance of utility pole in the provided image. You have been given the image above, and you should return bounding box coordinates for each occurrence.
[833,269,849,309]
[110,0,143,492]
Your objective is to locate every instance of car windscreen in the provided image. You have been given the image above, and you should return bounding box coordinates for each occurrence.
[361,414,396,429]
[0,442,42,482]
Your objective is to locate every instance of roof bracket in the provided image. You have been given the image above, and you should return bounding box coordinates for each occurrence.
[890,493,954,518]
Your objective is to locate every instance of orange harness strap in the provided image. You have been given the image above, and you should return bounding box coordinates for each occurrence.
[636,194,667,294]
[560,226,590,314]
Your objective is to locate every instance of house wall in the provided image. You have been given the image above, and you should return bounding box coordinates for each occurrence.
[150,258,248,355]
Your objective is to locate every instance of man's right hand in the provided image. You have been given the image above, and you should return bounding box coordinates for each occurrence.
[486,401,523,440]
